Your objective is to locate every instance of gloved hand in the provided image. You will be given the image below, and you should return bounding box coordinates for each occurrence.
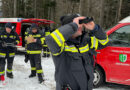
[25,36,35,44]
[24,54,29,63]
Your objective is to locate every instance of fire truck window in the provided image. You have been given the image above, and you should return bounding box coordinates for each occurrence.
[109,25,130,47]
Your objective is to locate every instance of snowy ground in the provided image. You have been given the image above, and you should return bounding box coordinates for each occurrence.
[1,54,130,90]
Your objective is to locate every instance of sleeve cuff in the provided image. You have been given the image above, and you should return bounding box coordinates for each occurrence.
[69,22,78,32]
[91,24,99,33]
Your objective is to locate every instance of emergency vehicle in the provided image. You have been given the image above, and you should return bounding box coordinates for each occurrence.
[0,18,54,51]
[94,16,130,87]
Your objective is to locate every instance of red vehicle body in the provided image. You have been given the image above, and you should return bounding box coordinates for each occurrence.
[0,18,54,51]
[94,16,130,87]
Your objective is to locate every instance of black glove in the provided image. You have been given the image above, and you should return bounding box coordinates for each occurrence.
[24,53,29,63]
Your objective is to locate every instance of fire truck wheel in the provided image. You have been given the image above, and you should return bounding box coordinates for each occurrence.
[93,66,105,88]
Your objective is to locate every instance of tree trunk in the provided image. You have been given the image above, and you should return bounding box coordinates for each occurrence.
[14,0,17,17]
[117,0,122,22]
[99,0,104,27]
[79,0,83,14]
[34,0,37,18]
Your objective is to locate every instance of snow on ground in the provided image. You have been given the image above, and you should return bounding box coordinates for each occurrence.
[1,54,130,90]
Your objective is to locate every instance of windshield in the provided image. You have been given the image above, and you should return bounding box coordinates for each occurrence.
[0,23,17,32]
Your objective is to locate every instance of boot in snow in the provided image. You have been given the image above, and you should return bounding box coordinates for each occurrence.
[29,70,36,78]
[6,72,13,79]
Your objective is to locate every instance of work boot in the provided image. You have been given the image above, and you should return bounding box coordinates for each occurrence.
[42,54,47,58]
[38,73,44,84]
[47,54,50,57]
[29,70,36,78]
[6,72,13,79]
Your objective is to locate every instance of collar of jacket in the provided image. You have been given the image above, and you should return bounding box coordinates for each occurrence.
[29,30,39,35]
[3,30,14,35]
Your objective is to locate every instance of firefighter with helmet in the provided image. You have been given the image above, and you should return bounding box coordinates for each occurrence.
[25,23,45,84]
[0,23,20,81]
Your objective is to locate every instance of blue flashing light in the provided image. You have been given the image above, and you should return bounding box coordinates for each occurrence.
[17,18,24,22]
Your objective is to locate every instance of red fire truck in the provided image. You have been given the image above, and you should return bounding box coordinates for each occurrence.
[94,16,130,87]
[0,18,54,51]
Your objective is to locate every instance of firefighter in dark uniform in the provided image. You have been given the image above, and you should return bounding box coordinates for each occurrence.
[0,23,20,79]
[46,14,109,90]
[42,26,51,57]
[25,23,44,84]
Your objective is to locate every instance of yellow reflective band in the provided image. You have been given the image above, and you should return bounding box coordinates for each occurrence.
[25,36,28,39]
[27,50,42,54]
[50,29,65,47]
[50,33,62,46]
[94,37,98,50]
[31,67,36,70]
[55,30,65,43]
[45,32,51,36]
[29,35,33,37]
[4,35,7,38]
[16,40,20,44]
[9,35,16,38]
[9,53,15,57]
[0,53,6,57]
[44,52,51,54]
[1,35,3,38]
[0,53,6,56]
[79,44,89,53]
[98,35,109,45]
[25,32,28,35]
[42,37,45,40]
[52,42,65,56]
[0,71,5,75]
[90,37,98,50]
[1,35,7,38]
[65,45,78,53]
[43,52,48,54]
[36,70,43,73]
[32,34,41,38]
[7,69,12,73]
[9,36,13,38]
[90,37,94,49]
[40,37,44,44]
[43,45,47,47]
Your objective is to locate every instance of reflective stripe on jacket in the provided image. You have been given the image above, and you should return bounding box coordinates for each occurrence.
[25,30,44,54]
[46,23,109,90]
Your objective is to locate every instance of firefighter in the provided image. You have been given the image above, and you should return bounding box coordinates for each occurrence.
[0,23,20,80]
[42,26,51,57]
[25,23,44,84]
[46,14,109,90]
